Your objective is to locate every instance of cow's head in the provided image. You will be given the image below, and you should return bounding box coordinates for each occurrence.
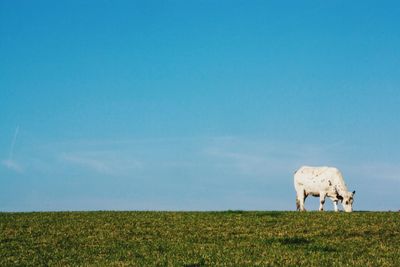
[342,190,355,212]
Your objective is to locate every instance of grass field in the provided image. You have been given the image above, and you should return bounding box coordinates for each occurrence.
[1,211,399,266]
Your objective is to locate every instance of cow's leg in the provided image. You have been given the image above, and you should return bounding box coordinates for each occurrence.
[296,197,300,211]
[297,189,306,211]
[333,200,339,212]
[319,193,326,211]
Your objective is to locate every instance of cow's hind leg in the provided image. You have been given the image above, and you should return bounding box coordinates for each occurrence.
[297,189,306,211]
[319,193,326,211]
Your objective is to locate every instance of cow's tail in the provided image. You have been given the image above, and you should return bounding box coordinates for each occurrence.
[296,197,300,211]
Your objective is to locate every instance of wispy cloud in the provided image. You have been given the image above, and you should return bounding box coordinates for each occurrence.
[203,138,343,178]
[61,151,143,175]
[9,125,19,159]
[345,162,400,182]
[1,126,24,173]
[205,147,284,176]
[1,159,24,173]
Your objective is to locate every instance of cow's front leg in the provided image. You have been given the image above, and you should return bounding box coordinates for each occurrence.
[319,193,326,211]
[333,200,339,212]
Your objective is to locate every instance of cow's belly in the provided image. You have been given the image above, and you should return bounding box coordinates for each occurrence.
[296,175,331,195]
[304,187,322,196]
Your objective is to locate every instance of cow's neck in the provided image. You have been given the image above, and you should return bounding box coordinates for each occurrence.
[335,183,348,196]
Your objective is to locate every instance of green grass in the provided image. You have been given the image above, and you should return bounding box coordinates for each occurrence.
[1,211,399,266]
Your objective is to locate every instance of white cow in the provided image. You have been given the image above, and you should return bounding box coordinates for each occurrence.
[294,166,355,212]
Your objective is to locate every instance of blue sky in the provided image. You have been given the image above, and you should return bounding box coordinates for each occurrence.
[1,1,400,211]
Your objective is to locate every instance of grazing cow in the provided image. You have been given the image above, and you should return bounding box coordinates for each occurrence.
[294,166,355,212]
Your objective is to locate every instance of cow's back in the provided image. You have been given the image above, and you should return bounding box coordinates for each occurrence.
[294,166,340,193]
[294,166,331,181]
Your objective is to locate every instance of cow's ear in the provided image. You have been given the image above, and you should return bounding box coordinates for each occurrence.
[352,190,356,195]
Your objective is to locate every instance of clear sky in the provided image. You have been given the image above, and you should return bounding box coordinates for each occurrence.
[1,1,399,211]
